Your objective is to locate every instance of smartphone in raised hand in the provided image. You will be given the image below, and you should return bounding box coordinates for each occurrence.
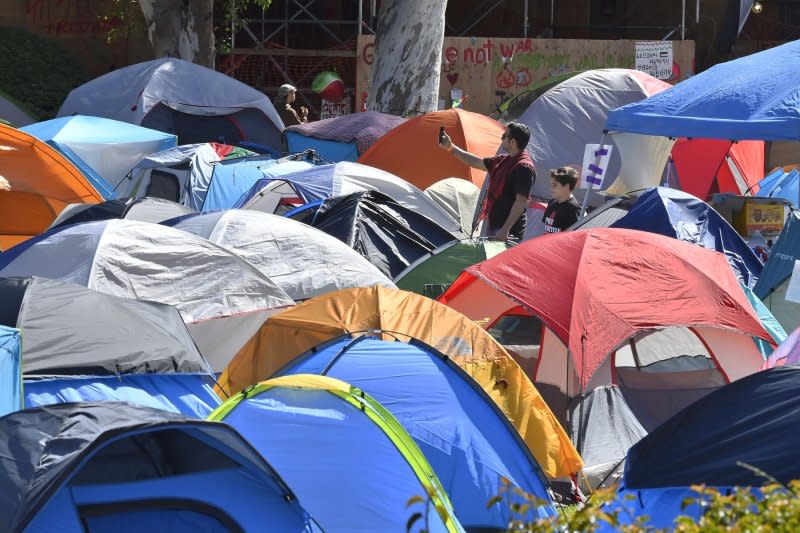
[439,126,446,145]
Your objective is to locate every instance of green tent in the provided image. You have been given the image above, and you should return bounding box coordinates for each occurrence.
[395,239,510,298]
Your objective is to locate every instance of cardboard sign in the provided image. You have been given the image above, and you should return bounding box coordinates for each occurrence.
[635,41,674,80]
[320,93,352,120]
[580,144,614,190]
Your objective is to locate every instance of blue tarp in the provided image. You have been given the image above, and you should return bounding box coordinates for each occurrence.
[235,163,338,209]
[603,365,800,529]
[611,187,763,288]
[203,158,314,211]
[0,326,21,417]
[756,167,799,205]
[286,132,359,162]
[276,336,555,529]
[22,115,176,199]
[24,374,221,418]
[606,39,800,140]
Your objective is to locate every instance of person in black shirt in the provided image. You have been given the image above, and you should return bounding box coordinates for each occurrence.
[542,166,581,233]
[439,122,535,241]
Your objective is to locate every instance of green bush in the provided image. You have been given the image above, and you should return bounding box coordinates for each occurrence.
[0,27,88,119]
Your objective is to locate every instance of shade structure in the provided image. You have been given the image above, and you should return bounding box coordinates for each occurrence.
[210,374,462,533]
[0,402,318,532]
[59,58,285,149]
[358,108,504,189]
[444,228,772,389]
[0,325,21,417]
[0,123,102,249]
[305,190,458,279]
[0,219,294,371]
[285,110,406,162]
[125,142,256,204]
[395,239,509,298]
[217,285,582,480]
[606,39,800,140]
[609,366,800,529]
[424,177,482,235]
[22,115,177,198]
[235,161,463,235]
[49,197,194,230]
[276,336,556,529]
[168,209,394,301]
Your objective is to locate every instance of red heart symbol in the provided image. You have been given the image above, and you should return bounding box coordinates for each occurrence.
[447,72,459,85]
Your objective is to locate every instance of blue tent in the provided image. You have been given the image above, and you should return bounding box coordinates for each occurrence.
[754,210,800,332]
[0,325,21,417]
[211,375,462,533]
[275,335,555,529]
[285,111,406,162]
[604,365,800,529]
[611,187,764,289]
[22,115,177,199]
[606,40,800,140]
[755,167,799,205]
[0,402,319,532]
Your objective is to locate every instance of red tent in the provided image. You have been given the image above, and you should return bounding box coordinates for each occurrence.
[671,139,764,199]
[442,228,772,388]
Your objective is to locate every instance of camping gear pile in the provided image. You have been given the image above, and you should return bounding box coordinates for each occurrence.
[2,42,800,531]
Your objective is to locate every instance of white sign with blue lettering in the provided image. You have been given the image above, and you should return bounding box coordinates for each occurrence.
[579,144,613,190]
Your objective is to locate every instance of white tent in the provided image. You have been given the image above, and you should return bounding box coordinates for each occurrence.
[0,219,294,371]
[424,178,481,235]
[170,209,395,300]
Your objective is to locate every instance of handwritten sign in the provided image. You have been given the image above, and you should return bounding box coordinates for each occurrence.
[580,144,613,190]
[320,94,352,120]
[635,41,674,80]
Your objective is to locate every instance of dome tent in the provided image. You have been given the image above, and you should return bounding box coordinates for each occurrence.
[58,58,285,151]
[0,402,319,532]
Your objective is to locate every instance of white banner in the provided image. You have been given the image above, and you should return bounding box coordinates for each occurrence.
[785,260,800,304]
[320,93,353,120]
[635,41,674,80]
[580,144,614,190]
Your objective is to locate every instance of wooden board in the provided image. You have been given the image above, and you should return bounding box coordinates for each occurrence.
[357,36,695,116]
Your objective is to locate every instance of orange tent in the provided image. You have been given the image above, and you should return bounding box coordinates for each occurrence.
[0,123,101,249]
[357,109,504,189]
[216,286,583,479]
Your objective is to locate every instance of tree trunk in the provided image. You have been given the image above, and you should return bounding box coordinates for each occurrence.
[138,0,215,68]
[366,0,447,116]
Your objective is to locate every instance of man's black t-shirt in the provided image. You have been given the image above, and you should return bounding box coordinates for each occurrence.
[542,197,580,233]
[483,156,535,238]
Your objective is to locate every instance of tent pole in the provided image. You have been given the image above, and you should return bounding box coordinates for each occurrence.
[358,0,363,35]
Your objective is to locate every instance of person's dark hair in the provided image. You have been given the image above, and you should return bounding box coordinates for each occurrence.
[505,122,530,148]
[550,166,579,191]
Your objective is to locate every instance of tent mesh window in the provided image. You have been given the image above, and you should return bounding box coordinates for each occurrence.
[70,428,241,486]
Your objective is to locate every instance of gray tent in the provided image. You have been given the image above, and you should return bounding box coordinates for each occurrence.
[49,197,194,230]
[58,58,285,150]
[0,402,318,532]
[0,276,206,376]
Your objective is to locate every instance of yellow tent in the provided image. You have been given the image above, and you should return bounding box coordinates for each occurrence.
[217,286,582,479]
[0,123,101,249]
